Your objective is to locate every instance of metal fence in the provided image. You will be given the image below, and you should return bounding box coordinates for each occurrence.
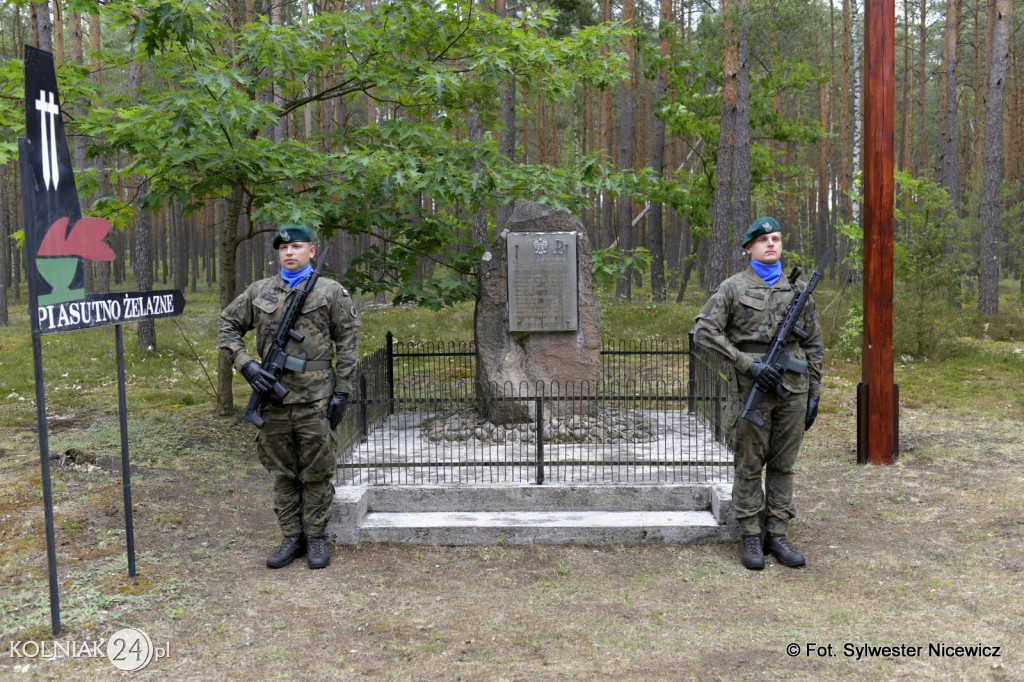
[334,332,734,485]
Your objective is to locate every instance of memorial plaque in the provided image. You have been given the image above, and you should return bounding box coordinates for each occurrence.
[507,231,578,332]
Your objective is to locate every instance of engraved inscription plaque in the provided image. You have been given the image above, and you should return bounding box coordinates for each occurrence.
[507,232,578,332]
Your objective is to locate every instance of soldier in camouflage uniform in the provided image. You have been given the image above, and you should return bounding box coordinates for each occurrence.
[219,225,360,570]
[693,217,823,570]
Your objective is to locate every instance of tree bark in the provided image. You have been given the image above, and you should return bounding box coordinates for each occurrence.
[940,0,960,211]
[217,183,247,411]
[33,2,53,52]
[979,0,1011,315]
[916,0,927,175]
[467,105,488,243]
[69,9,92,293]
[814,0,829,263]
[709,0,738,292]
[730,0,752,276]
[0,164,9,326]
[495,0,516,229]
[52,1,63,62]
[90,12,110,293]
[599,0,613,248]
[126,59,157,351]
[616,0,637,301]
[647,0,673,302]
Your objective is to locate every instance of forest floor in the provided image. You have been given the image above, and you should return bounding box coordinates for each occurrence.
[1,352,1022,681]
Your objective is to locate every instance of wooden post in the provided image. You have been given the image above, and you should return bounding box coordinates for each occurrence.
[858,0,899,464]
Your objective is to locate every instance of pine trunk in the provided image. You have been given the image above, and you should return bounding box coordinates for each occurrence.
[647,0,673,302]
[940,0,960,211]
[979,0,1011,315]
[616,0,637,300]
[730,1,752,276]
[709,0,738,292]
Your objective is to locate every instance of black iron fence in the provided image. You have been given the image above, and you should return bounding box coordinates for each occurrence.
[334,332,734,485]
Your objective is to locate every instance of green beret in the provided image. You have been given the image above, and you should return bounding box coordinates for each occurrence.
[272,224,313,249]
[742,216,781,247]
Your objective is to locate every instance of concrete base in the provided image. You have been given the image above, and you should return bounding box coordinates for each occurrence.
[327,483,739,546]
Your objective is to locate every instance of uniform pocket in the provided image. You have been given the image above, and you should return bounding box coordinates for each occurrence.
[735,291,768,334]
[738,291,767,311]
[253,294,283,316]
[301,292,330,315]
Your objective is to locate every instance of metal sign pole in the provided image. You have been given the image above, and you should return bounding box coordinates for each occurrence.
[115,325,137,576]
[30,325,62,636]
[20,128,62,636]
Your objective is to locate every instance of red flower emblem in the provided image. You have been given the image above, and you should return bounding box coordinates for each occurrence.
[37,217,116,261]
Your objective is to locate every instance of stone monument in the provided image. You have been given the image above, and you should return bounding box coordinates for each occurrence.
[475,201,602,422]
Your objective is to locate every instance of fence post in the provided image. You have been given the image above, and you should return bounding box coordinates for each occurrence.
[359,373,369,440]
[535,396,545,485]
[687,329,696,413]
[713,372,722,442]
[385,331,395,415]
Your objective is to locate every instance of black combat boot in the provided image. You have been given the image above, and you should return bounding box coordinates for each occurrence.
[741,533,765,570]
[266,534,306,569]
[764,533,805,568]
[306,536,331,569]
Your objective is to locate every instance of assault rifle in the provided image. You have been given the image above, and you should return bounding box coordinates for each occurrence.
[243,244,331,428]
[739,248,829,427]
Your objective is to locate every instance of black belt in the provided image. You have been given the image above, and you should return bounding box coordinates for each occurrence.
[280,356,333,372]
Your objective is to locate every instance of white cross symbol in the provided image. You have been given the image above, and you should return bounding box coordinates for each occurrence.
[34,90,60,191]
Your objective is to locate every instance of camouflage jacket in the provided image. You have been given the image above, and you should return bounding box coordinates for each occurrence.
[694,265,823,397]
[218,274,360,403]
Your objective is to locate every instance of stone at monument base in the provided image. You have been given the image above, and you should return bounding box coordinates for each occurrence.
[474,200,602,423]
[327,483,739,546]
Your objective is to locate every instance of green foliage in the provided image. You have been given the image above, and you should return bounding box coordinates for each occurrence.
[342,211,482,311]
[891,170,969,358]
[74,0,628,310]
[833,302,863,361]
[833,171,977,359]
[0,57,22,163]
[836,218,863,271]
[591,247,652,291]
[654,22,830,256]
[124,0,200,55]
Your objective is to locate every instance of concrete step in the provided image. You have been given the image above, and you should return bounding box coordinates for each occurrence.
[329,483,739,546]
[359,509,736,545]
[362,483,719,513]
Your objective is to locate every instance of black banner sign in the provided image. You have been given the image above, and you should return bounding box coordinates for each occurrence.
[20,45,185,332]
[19,46,189,636]
[36,290,188,335]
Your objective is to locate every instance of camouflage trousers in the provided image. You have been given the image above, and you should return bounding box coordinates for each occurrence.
[727,377,808,536]
[255,397,336,537]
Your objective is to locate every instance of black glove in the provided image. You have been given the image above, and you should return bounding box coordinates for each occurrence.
[746,360,782,389]
[240,360,275,393]
[327,392,349,429]
[805,395,820,431]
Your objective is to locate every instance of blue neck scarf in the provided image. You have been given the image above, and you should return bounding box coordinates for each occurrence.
[751,260,782,286]
[280,264,312,289]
